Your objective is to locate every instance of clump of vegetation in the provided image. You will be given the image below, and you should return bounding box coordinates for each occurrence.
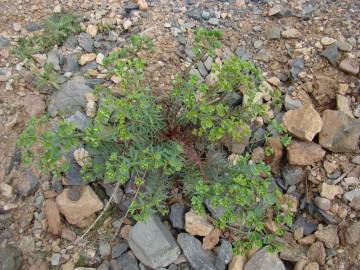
[17,28,292,254]
[13,13,81,61]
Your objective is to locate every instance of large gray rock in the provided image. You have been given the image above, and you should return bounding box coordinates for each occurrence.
[244,248,285,270]
[319,110,360,153]
[48,76,91,117]
[127,215,180,268]
[215,240,233,270]
[0,246,23,270]
[169,203,185,229]
[177,233,217,270]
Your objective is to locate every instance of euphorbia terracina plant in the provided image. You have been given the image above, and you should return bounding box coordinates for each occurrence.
[18,28,292,254]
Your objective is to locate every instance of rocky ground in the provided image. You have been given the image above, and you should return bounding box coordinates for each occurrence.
[0,0,360,270]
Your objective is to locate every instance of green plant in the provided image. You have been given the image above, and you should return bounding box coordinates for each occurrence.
[17,29,292,254]
[35,63,60,91]
[13,13,81,61]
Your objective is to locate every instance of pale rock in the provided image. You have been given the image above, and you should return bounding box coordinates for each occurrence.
[282,29,301,39]
[0,183,13,198]
[86,101,97,118]
[79,53,96,65]
[314,197,331,211]
[320,183,343,200]
[336,94,353,118]
[229,255,246,270]
[268,6,281,16]
[56,186,103,225]
[202,229,221,250]
[44,199,61,235]
[123,19,132,30]
[282,104,323,141]
[304,262,319,270]
[287,141,325,166]
[320,37,336,46]
[73,148,90,167]
[314,225,338,248]
[32,54,47,65]
[235,0,246,8]
[53,4,62,13]
[336,40,352,52]
[86,25,98,37]
[306,242,325,265]
[13,23,22,32]
[344,221,360,244]
[294,258,308,270]
[339,58,359,75]
[96,53,105,65]
[267,77,281,87]
[137,0,148,11]
[185,209,214,236]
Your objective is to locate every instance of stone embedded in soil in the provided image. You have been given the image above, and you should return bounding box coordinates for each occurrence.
[185,209,214,236]
[64,54,80,73]
[0,246,23,270]
[306,242,326,265]
[244,247,285,270]
[344,221,360,245]
[281,28,301,39]
[321,44,340,66]
[266,26,281,40]
[320,183,343,200]
[282,104,322,142]
[44,199,61,235]
[17,169,40,197]
[77,32,94,52]
[339,58,359,75]
[177,233,216,270]
[23,94,46,117]
[287,140,325,166]
[314,196,331,211]
[48,76,91,117]
[61,227,77,241]
[56,186,103,225]
[66,111,89,132]
[127,215,180,268]
[169,203,185,229]
[112,243,129,259]
[314,225,338,248]
[319,110,360,153]
[337,94,354,118]
[290,58,305,80]
[281,164,306,187]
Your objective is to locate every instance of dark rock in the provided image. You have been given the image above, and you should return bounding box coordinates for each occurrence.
[185,47,196,60]
[281,165,306,187]
[47,49,60,71]
[177,233,216,270]
[293,216,318,236]
[25,22,42,32]
[290,58,304,80]
[244,247,285,270]
[128,215,181,268]
[85,78,105,89]
[80,61,98,72]
[0,246,23,270]
[205,199,225,220]
[48,76,91,117]
[116,253,139,270]
[63,54,80,73]
[315,208,338,225]
[186,9,202,21]
[235,47,251,61]
[302,4,317,19]
[66,111,90,131]
[124,2,139,13]
[18,169,40,197]
[177,34,187,46]
[215,240,233,270]
[63,36,78,50]
[66,151,85,186]
[77,32,94,52]
[101,182,124,206]
[67,186,82,201]
[52,178,63,193]
[321,44,340,66]
[197,61,208,77]
[170,203,185,229]
[112,243,129,259]
[0,36,11,48]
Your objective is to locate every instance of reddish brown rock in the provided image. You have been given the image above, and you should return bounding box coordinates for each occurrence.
[44,199,61,235]
[282,104,323,142]
[306,242,326,265]
[265,136,284,174]
[202,228,221,250]
[61,227,77,241]
[287,140,326,166]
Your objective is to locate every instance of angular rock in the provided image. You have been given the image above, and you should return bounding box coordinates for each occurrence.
[281,29,300,39]
[185,209,214,236]
[282,104,322,142]
[77,32,94,52]
[127,215,180,268]
[284,93,303,111]
[64,54,80,73]
[244,247,285,270]
[0,246,23,270]
[44,199,61,235]
[320,183,343,200]
[170,203,185,229]
[48,76,91,117]
[337,94,353,118]
[177,233,216,270]
[202,229,221,250]
[66,111,90,131]
[115,253,139,270]
[339,58,359,75]
[280,244,306,262]
[229,255,246,270]
[321,44,339,66]
[79,53,97,66]
[314,225,338,248]
[99,242,111,257]
[306,242,325,265]
[215,240,233,270]
[47,49,60,71]
[294,216,318,236]
[112,243,129,259]
[56,186,103,225]
[265,136,284,174]
[205,198,225,220]
[18,169,40,197]
[281,165,306,187]
[344,188,360,203]
[287,140,325,166]
[290,58,304,81]
[319,110,360,153]
[344,221,360,245]
[266,26,281,40]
